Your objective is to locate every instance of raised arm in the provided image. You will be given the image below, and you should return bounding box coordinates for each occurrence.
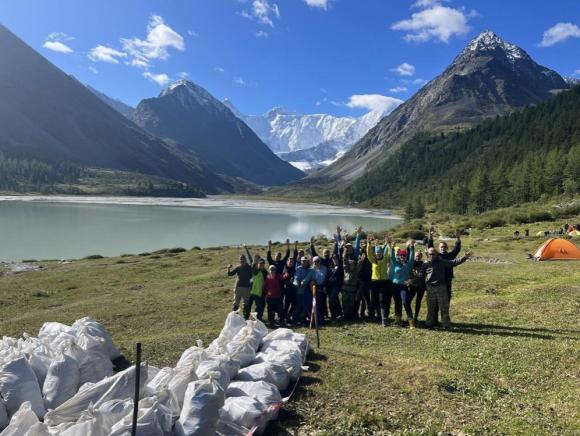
[443,250,472,268]
[403,243,415,276]
[292,240,299,262]
[267,240,274,265]
[354,229,361,260]
[243,245,252,264]
[283,239,290,262]
[448,231,462,259]
[366,238,377,265]
[310,236,318,258]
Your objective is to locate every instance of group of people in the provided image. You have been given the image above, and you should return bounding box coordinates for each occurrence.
[227,226,472,330]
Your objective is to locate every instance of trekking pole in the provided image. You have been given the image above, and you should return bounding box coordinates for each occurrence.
[131,342,142,436]
[310,283,320,348]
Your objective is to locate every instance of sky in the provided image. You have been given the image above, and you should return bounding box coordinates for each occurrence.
[1,0,579,117]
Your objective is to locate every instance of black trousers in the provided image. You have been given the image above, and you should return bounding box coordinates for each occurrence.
[266,297,283,324]
[283,283,297,321]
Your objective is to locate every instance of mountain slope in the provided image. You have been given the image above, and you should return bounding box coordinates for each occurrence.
[224,99,401,169]
[86,85,135,118]
[344,86,580,211]
[0,24,232,193]
[312,30,569,184]
[132,80,304,186]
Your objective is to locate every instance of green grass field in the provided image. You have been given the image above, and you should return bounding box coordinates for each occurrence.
[0,225,578,435]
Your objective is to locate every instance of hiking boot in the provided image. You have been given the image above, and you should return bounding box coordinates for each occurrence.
[394,315,402,326]
[408,319,415,330]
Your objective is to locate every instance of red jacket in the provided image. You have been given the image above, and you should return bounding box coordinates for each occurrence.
[264,274,283,299]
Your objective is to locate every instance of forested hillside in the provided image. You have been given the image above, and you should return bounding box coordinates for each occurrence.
[344,86,580,214]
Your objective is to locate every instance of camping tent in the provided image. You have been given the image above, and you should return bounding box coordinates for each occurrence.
[533,238,580,261]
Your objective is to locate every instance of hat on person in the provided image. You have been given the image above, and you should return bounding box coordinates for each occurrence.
[258,258,265,264]
[313,256,321,262]
[397,249,408,257]
[300,256,309,262]
[345,242,353,248]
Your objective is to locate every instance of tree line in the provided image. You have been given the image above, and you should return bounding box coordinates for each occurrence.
[344,86,580,216]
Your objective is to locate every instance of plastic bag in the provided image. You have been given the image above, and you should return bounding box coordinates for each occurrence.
[59,408,107,436]
[219,396,273,433]
[0,357,46,418]
[146,366,197,407]
[226,381,282,407]
[175,375,225,436]
[96,399,133,431]
[44,363,147,426]
[255,347,303,381]
[43,353,80,410]
[207,312,247,354]
[71,318,120,360]
[196,357,238,392]
[235,362,290,391]
[28,352,53,388]
[0,401,39,436]
[0,399,8,431]
[175,344,205,370]
[261,329,309,360]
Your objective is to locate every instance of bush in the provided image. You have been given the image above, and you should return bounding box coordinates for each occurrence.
[552,203,580,219]
[83,254,104,260]
[167,247,187,254]
[138,252,151,257]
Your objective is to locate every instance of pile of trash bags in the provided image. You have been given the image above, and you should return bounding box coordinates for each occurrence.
[0,313,310,435]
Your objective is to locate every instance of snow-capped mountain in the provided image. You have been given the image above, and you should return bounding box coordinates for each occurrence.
[223,99,401,170]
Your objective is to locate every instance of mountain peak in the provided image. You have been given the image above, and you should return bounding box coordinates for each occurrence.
[266,106,295,117]
[461,30,528,62]
[159,79,216,106]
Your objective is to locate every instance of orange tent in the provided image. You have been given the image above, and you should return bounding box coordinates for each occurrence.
[534,238,580,261]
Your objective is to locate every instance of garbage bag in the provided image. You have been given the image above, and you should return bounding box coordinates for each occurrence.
[235,362,290,391]
[174,374,225,436]
[175,344,205,370]
[44,364,147,427]
[196,356,239,392]
[255,347,303,381]
[146,366,197,407]
[43,353,80,410]
[0,399,8,431]
[74,332,114,384]
[0,402,39,436]
[218,396,273,433]
[24,422,51,436]
[96,399,133,431]
[261,329,309,360]
[225,381,282,407]
[0,357,46,418]
[71,318,120,360]
[28,352,53,389]
[207,312,247,354]
[59,408,107,436]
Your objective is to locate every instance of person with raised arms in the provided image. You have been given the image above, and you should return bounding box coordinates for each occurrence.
[389,240,416,328]
[422,246,472,329]
[245,246,268,321]
[366,234,392,327]
[226,245,253,319]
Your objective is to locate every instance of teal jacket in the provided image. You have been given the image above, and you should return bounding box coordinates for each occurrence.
[389,245,415,285]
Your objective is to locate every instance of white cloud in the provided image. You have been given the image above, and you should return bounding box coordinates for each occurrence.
[242,0,280,27]
[122,15,185,68]
[411,0,448,8]
[392,62,415,76]
[214,66,225,73]
[320,88,327,93]
[88,66,98,74]
[392,5,472,43]
[233,77,247,86]
[178,71,189,78]
[255,30,269,37]
[43,32,74,54]
[187,30,199,37]
[539,22,580,47]
[413,78,429,86]
[389,86,408,93]
[346,94,403,113]
[143,71,171,86]
[315,100,321,106]
[43,40,73,54]
[304,0,330,10]
[88,45,127,63]
[576,69,580,75]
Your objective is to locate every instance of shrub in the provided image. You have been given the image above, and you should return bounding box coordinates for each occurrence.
[167,247,187,254]
[84,254,104,260]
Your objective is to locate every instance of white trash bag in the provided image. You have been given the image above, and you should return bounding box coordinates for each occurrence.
[0,357,46,418]
[43,352,80,410]
[207,312,247,354]
[261,329,309,359]
[226,381,282,408]
[0,401,39,436]
[71,317,121,360]
[59,407,108,436]
[146,365,198,407]
[255,347,303,381]
[175,373,225,436]
[44,364,147,427]
[235,362,290,391]
[218,396,274,434]
[0,399,8,431]
[196,357,239,392]
[175,343,206,370]
[96,399,133,431]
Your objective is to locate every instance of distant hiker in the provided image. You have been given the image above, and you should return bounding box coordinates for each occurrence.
[282,256,297,325]
[389,240,416,328]
[293,256,313,325]
[248,254,268,321]
[408,250,426,324]
[267,239,290,272]
[524,229,530,237]
[264,265,284,328]
[422,247,472,329]
[342,259,361,320]
[227,245,252,318]
[513,230,520,238]
[367,235,394,327]
[427,228,461,300]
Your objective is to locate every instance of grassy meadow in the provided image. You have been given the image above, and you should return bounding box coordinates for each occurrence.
[0,222,578,435]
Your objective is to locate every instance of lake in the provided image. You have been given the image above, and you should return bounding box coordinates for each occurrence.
[0,196,399,262]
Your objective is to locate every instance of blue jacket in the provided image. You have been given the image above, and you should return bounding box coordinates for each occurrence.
[389,245,415,285]
[294,265,314,293]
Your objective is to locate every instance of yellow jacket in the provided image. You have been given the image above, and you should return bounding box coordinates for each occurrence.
[367,242,390,281]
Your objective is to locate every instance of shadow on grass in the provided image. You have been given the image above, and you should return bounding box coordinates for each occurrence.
[448,322,557,340]
[453,322,580,336]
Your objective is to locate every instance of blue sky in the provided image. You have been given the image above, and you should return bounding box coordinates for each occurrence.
[1,0,579,117]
